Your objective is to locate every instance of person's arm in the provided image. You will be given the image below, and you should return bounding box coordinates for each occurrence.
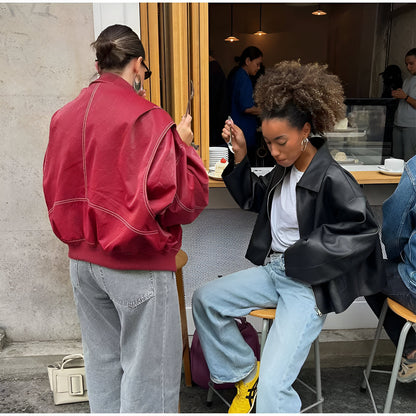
[285,170,380,285]
[146,121,209,228]
[244,106,261,116]
[236,74,260,116]
[382,167,416,261]
[392,88,416,109]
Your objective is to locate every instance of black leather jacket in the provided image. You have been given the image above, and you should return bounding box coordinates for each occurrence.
[223,137,386,314]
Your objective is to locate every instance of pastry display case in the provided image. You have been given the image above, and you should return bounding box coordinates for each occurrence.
[326,98,398,166]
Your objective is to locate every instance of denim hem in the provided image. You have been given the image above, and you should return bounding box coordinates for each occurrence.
[210,361,257,385]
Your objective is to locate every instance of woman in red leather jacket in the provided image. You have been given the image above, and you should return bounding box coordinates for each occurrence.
[43,24,208,413]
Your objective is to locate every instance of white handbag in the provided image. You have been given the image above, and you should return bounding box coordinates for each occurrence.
[47,354,89,405]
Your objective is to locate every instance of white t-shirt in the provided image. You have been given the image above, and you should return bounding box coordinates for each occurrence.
[270,166,304,253]
[395,75,416,127]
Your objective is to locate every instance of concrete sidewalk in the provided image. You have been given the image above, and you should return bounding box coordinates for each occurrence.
[0,334,414,413]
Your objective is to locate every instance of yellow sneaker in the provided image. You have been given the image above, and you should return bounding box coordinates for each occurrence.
[228,361,260,413]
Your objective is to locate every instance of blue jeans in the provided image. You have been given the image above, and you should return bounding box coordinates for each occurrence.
[70,260,182,413]
[192,254,326,413]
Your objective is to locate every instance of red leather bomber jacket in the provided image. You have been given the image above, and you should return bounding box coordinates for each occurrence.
[43,73,209,271]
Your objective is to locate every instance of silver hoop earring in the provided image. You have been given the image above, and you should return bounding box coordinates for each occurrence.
[301,137,309,152]
[133,74,142,93]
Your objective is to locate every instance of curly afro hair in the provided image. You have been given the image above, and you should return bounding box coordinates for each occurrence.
[254,60,346,135]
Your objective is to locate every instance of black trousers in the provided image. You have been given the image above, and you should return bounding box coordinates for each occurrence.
[365,259,416,356]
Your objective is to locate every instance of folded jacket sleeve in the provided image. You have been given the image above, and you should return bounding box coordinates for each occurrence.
[222,156,270,213]
[146,125,209,228]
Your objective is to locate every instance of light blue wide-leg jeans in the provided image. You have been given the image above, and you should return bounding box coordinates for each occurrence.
[192,254,326,413]
[70,259,182,413]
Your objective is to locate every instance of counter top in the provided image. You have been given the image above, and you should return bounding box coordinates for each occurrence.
[208,165,402,187]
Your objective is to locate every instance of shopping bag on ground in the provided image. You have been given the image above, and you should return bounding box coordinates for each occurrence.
[47,354,89,405]
[190,317,260,389]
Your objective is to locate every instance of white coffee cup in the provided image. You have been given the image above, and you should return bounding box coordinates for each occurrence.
[384,158,404,172]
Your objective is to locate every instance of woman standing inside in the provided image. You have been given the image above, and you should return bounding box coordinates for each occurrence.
[43,25,209,413]
[228,46,263,165]
[192,61,385,413]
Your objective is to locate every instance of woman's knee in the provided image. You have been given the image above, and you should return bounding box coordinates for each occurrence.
[192,283,217,313]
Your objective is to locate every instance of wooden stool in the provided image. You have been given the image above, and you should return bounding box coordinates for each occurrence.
[175,250,192,387]
[361,298,416,413]
[206,308,323,412]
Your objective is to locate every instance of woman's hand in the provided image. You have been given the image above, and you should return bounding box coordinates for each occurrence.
[222,119,247,164]
[392,88,407,100]
[177,114,194,146]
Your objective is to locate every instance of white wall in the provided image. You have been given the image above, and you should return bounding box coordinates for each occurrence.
[92,3,140,39]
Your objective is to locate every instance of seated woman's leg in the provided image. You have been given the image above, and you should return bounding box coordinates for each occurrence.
[256,259,326,413]
[192,266,278,384]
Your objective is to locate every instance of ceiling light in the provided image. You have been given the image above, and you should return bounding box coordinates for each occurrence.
[225,4,239,42]
[254,4,267,36]
[312,5,327,16]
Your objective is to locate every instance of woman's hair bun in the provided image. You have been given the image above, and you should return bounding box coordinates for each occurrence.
[95,39,117,67]
[91,24,145,71]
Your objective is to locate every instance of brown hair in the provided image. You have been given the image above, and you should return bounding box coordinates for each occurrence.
[254,61,345,135]
[91,24,145,72]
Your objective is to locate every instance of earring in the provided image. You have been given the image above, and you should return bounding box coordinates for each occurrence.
[301,137,309,151]
[133,74,142,93]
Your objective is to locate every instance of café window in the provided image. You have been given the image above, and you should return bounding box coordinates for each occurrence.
[141,3,403,171]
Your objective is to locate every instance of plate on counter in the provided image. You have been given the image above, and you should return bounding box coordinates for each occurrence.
[377,166,403,176]
[208,171,224,180]
[336,158,356,164]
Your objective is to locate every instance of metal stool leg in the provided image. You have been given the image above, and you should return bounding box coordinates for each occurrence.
[361,299,389,393]
[206,382,214,406]
[259,318,271,358]
[383,321,412,413]
[299,337,323,413]
[314,338,323,413]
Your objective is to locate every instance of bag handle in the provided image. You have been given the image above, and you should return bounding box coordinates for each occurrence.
[61,354,84,369]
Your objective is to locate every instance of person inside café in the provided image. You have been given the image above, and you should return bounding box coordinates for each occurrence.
[43,24,209,413]
[227,46,263,165]
[365,155,416,383]
[192,60,386,413]
[209,51,228,147]
[391,48,416,161]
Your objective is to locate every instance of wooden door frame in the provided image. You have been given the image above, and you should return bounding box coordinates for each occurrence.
[140,2,209,169]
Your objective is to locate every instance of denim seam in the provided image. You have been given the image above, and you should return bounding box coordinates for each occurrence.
[161,272,167,412]
[95,267,155,309]
[274,309,323,411]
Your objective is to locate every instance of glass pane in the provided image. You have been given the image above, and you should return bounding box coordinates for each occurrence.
[327,98,396,166]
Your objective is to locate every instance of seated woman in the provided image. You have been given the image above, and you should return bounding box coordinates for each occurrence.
[366,155,416,383]
[192,61,386,413]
